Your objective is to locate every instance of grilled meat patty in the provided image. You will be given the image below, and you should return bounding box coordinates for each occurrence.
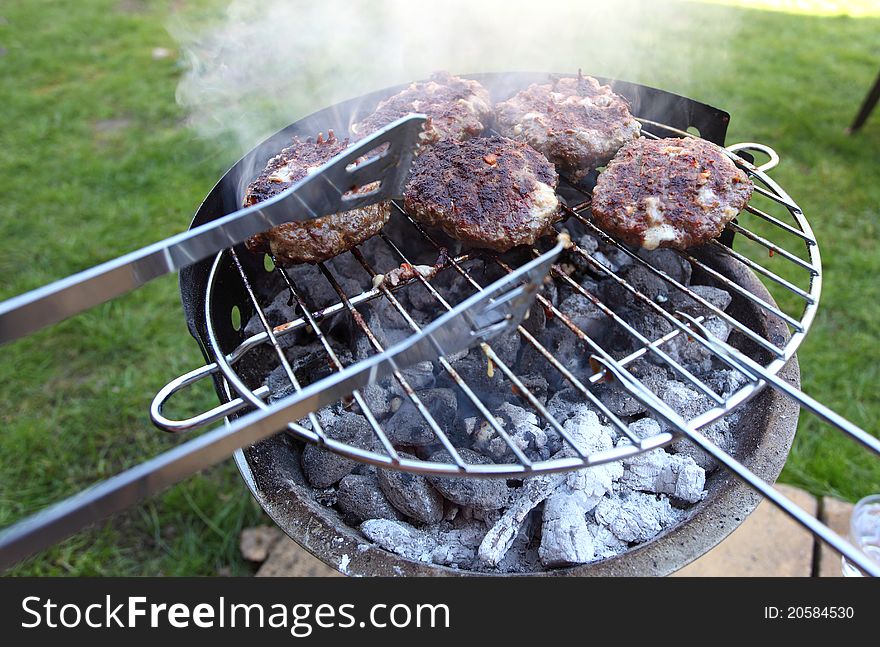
[404,135,560,252]
[494,73,641,182]
[351,71,493,146]
[591,137,753,250]
[244,131,389,265]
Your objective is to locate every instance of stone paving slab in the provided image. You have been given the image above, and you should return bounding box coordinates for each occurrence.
[817,497,853,578]
[673,484,817,577]
[256,537,342,577]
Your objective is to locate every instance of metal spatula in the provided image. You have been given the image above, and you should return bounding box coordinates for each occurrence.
[0,114,428,344]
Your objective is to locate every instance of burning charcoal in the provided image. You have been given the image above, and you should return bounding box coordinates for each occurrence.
[477,402,549,462]
[300,412,376,488]
[705,368,751,397]
[593,491,682,543]
[427,449,509,510]
[564,235,600,276]
[430,522,487,568]
[244,290,297,339]
[587,522,629,559]
[637,248,692,285]
[664,315,732,374]
[512,373,549,407]
[616,307,675,341]
[441,346,506,397]
[287,262,364,311]
[478,471,567,566]
[628,417,663,439]
[618,441,706,503]
[593,382,649,417]
[661,380,735,471]
[546,389,593,423]
[485,328,522,366]
[592,244,633,274]
[605,263,679,306]
[562,410,622,497]
[539,490,596,567]
[670,284,732,316]
[360,519,437,563]
[384,387,457,446]
[336,473,405,523]
[377,455,445,524]
[558,293,609,343]
[578,233,600,256]
[390,361,436,395]
[351,383,394,419]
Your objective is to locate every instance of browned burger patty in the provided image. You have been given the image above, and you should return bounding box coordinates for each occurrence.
[494,73,641,182]
[591,137,753,250]
[351,71,493,146]
[404,135,560,252]
[243,131,390,265]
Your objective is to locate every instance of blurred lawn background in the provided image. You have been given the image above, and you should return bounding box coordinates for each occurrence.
[0,0,877,575]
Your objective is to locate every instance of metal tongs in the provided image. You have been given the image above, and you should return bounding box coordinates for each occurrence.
[0,116,429,344]
[0,115,567,568]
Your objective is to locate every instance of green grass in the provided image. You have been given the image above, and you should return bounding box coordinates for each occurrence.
[0,0,878,574]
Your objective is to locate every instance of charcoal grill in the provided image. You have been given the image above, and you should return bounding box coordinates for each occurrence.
[145,72,879,575]
[1,72,877,575]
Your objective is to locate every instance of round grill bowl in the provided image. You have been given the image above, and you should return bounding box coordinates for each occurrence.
[177,73,801,576]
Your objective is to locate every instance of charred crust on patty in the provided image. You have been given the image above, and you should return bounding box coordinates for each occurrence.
[404,135,561,252]
[351,71,493,146]
[243,131,390,265]
[495,72,641,181]
[590,137,753,250]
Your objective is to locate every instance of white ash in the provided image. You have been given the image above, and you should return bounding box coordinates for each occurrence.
[587,522,630,559]
[539,490,596,566]
[360,518,488,570]
[594,491,683,543]
[661,380,741,471]
[473,402,551,462]
[360,519,437,563]
[619,438,706,503]
[478,471,567,567]
[430,522,486,568]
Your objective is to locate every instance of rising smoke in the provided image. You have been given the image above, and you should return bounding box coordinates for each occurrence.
[172,0,737,156]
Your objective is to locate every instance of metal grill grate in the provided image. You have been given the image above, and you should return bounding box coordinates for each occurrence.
[151,118,879,575]
[155,122,817,474]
